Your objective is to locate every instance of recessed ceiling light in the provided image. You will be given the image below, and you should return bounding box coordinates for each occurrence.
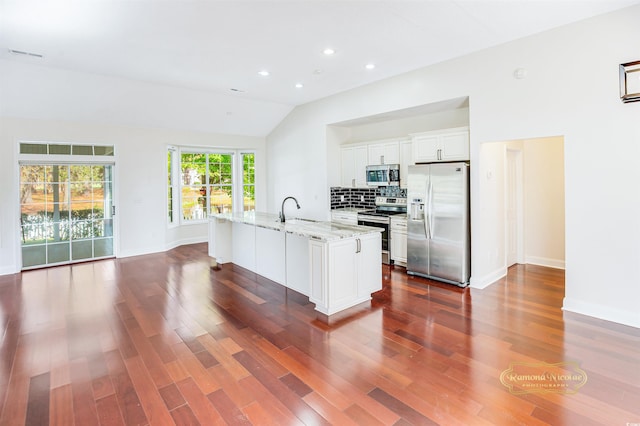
[365,63,376,70]
[258,70,270,77]
[295,83,303,89]
[323,48,335,56]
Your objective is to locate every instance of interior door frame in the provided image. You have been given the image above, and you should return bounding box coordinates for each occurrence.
[505,147,524,267]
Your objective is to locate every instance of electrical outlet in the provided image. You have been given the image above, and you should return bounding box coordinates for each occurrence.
[360,195,365,202]
[340,195,345,202]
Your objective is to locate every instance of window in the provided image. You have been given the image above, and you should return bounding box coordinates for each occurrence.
[242,152,255,212]
[167,147,177,225]
[167,147,255,224]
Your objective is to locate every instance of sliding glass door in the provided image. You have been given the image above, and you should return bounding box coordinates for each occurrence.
[20,164,114,269]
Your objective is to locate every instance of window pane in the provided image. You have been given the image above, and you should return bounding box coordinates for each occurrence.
[20,143,48,155]
[209,185,232,214]
[243,185,255,212]
[93,145,114,156]
[46,165,69,183]
[192,153,206,164]
[21,165,45,184]
[181,185,206,220]
[72,145,93,156]
[92,165,105,181]
[242,153,255,212]
[70,165,92,182]
[181,152,205,185]
[50,144,71,155]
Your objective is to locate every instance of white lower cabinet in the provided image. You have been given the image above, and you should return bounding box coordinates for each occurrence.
[232,222,256,271]
[208,218,232,263]
[255,226,286,284]
[309,233,382,315]
[390,216,407,265]
[285,233,310,296]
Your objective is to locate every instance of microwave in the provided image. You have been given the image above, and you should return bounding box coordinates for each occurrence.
[366,164,400,186]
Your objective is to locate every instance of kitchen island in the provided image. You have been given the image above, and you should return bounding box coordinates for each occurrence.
[208,212,382,316]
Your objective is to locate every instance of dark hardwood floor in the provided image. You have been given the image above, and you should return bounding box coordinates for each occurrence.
[0,243,638,425]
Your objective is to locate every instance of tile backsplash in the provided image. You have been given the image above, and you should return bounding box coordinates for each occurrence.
[330,187,406,209]
[330,187,376,209]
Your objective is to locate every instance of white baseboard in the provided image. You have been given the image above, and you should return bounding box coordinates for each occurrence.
[469,266,507,289]
[0,239,209,274]
[164,236,208,252]
[0,265,19,276]
[117,246,165,258]
[118,237,207,259]
[525,256,565,270]
[563,297,640,329]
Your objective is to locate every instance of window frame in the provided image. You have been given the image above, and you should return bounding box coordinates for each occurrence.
[167,146,179,228]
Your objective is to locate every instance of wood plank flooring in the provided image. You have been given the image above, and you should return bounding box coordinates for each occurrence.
[0,242,638,425]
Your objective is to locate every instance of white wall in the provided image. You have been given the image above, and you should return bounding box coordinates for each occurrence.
[266,5,640,327]
[524,137,565,268]
[343,108,469,144]
[0,117,265,274]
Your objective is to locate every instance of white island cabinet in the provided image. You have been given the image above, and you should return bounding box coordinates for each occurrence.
[309,232,381,315]
[208,212,382,316]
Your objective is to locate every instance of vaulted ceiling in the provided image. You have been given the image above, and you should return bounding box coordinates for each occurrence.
[1,0,638,135]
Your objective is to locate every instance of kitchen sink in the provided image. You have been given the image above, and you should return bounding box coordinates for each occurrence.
[283,218,318,224]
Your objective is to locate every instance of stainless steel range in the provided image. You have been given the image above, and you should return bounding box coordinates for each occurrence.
[358,196,407,264]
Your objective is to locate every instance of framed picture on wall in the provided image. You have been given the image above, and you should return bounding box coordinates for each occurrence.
[620,60,640,103]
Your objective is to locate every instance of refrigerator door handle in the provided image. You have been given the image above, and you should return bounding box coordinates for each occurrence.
[427,181,434,239]
[424,209,429,238]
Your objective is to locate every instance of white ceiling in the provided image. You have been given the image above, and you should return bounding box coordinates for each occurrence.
[1,0,639,130]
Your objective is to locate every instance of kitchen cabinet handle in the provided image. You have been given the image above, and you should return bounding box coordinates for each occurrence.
[352,178,355,187]
[356,238,361,253]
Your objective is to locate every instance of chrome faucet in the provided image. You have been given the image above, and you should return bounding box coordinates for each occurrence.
[279,196,300,222]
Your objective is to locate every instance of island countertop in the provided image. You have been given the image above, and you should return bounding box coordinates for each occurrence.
[210,211,382,242]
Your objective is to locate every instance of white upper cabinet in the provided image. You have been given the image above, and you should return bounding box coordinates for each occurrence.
[411,127,469,163]
[340,145,368,187]
[367,140,400,165]
[340,128,468,188]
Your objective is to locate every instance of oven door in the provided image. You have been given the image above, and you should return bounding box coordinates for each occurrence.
[358,215,390,264]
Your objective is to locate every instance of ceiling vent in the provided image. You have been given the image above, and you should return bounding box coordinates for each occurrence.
[8,49,43,58]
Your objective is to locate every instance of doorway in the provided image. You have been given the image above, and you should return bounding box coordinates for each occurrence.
[19,163,115,269]
[502,136,565,269]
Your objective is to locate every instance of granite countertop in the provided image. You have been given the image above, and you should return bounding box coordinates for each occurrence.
[210,211,383,242]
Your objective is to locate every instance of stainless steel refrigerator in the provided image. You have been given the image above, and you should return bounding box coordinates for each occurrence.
[406,163,470,287]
